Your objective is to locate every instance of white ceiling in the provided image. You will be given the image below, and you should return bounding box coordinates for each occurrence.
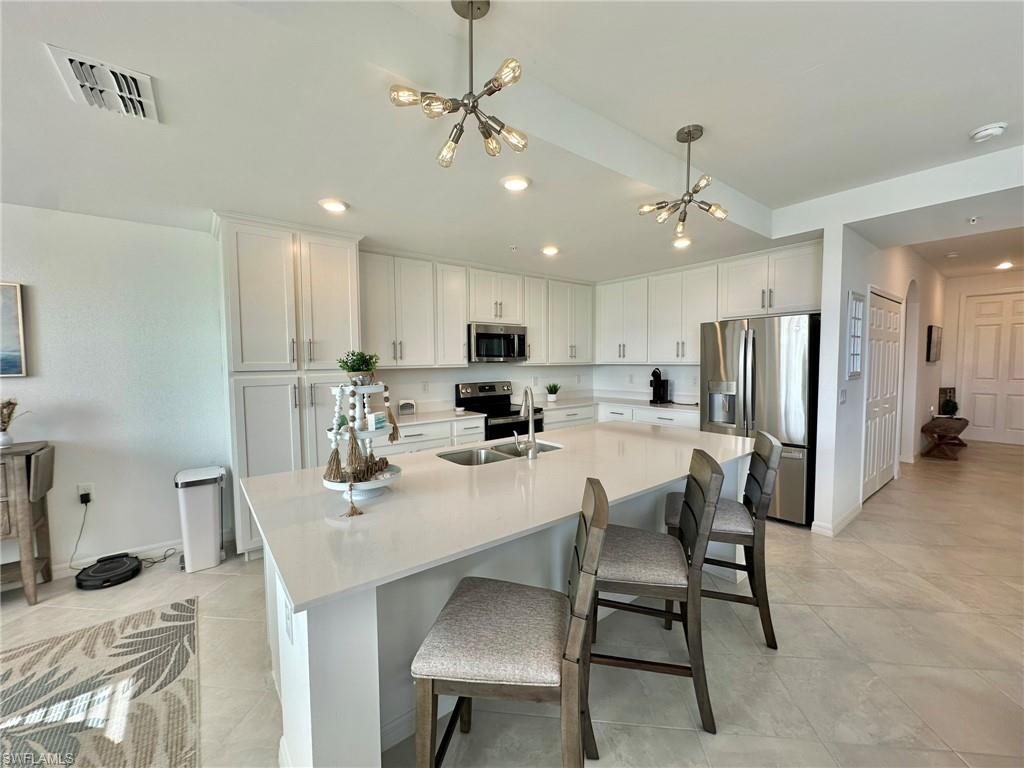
[1,2,1021,282]
[910,227,1024,278]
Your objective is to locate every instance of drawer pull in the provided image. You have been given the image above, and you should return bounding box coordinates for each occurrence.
[657,416,673,421]
[567,412,579,417]
[610,411,624,416]
[463,426,481,431]
[404,432,425,438]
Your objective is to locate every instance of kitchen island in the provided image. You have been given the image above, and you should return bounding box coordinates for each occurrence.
[242,422,754,768]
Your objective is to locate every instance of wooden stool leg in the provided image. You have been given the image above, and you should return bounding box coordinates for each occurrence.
[581,612,599,760]
[561,661,583,768]
[415,678,437,768]
[459,697,472,734]
[751,533,777,649]
[591,591,598,643]
[663,599,674,630]
[687,590,716,734]
[13,458,37,605]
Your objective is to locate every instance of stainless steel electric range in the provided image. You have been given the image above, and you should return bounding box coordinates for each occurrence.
[455,381,544,441]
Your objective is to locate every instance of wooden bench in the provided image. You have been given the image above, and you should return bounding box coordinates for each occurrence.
[921,417,969,461]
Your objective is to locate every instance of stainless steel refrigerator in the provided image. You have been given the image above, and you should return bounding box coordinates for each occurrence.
[700,314,819,525]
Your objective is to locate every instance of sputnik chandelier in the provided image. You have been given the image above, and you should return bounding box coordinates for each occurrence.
[638,124,728,249]
[389,1,527,168]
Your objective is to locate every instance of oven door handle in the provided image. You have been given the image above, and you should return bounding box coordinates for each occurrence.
[488,414,531,426]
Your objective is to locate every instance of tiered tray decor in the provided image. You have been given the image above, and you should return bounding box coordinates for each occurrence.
[322,378,402,517]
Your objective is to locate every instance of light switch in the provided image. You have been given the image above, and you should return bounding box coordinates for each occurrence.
[839,389,847,405]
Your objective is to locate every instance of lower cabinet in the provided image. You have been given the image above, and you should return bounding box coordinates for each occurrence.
[544,405,597,430]
[597,403,634,422]
[633,407,699,429]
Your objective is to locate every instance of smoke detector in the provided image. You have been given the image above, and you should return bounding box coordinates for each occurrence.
[47,44,159,122]
[969,122,1007,143]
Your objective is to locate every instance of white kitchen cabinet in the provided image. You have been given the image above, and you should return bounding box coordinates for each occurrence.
[435,263,468,367]
[360,253,435,367]
[598,403,634,422]
[649,265,717,363]
[469,268,523,323]
[230,375,303,552]
[548,281,593,364]
[223,223,298,371]
[544,404,596,430]
[634,407,699,429]
[304,374,346,469]
[596,278,647,362]
[523,276,548,364]
[453,417,486,445]
[718,242,822,319]
[299,235,360,370]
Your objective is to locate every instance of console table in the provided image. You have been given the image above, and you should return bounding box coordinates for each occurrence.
[1,441,54,604]
[921,417,969,461]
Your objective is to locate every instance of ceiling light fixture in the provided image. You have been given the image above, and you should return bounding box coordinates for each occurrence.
[638,124,727,248]
[996,261,1014,270]
[389,1,526,168]
[318,198,348,214]
[945,252,959,259]
[501,175,530,192]
[969,122,1008,143]
[541,245,559,257]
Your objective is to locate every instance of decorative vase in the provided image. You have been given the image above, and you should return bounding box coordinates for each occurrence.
[348,372,374,386]
[0,431,12,448]
[547,393,557,403]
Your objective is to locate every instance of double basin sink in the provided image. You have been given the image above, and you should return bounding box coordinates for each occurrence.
[438,441,560,466]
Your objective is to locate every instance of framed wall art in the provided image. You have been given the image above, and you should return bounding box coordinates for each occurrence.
[1,283,26,377]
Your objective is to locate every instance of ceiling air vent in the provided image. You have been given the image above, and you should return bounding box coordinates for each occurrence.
[47,44,159,122]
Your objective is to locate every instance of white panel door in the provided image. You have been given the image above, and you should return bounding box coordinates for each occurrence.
[394,257,435,367]
[435,264,468,367]
[231,375,303,552]
[469,269,497,322]
[304,374,345,468]
[224,224,297,371]
[299,234,359,370]
[523,277,548,364]
[718,255,769,319]
[572,283,594,363]
[621,278,648,362]
[862,293,902,500]
[595,282,623,362]
[681,265,718,363]
[547,280,573,364]
[960,292,1024,444]
[769,243,822,314]
[360,253,398,367]
[648,271,683,363]
[495,273,524,324]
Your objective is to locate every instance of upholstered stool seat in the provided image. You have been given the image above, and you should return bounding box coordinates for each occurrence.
[598,524,688,590]
[667,495,754,540]
[412,576,569,687]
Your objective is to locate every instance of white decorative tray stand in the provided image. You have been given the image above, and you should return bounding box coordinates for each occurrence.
[322,382,402,518]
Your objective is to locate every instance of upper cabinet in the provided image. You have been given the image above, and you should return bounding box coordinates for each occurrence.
[469,268,523,324]
[523,276,548,364]
[596,278,647,363]
[647,264,717,364]
[222,220,359,372]
[549,280,593,364]
[718,242,822,319]
[435,264,468,366]
[360,253,436,368]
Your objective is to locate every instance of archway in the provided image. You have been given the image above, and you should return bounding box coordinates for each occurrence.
[899,279,921,462]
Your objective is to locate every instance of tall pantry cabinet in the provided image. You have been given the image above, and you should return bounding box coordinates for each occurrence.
[219,215,361,554]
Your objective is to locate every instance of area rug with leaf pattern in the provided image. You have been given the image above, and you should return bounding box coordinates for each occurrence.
[0,597,199,767]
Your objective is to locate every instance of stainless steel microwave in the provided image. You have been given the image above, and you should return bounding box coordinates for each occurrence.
[468,323,528,362]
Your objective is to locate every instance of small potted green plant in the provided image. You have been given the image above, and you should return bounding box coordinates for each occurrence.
[338,351,380,385]
[545,382,561,403]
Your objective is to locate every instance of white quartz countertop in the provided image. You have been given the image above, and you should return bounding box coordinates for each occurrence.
[394,409,485,427]
[536,395,700,412]
[242,422,753,613]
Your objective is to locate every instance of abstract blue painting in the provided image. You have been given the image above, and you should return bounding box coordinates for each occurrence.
[0,283,26,377]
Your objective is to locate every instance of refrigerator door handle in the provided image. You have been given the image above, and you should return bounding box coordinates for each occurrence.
[744,328,755,434]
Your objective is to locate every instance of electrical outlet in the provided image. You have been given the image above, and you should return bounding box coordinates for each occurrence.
[628,374,634,384]
[532,376,538,386]
[77,483,94,500]
[839,389,847,405]
[576,374,581,385]
[421,381,429,393]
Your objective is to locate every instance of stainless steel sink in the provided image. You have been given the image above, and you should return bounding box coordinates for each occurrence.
[490,441,562,458]
[437,448,513,466]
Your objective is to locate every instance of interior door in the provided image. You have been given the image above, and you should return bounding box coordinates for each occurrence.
[394,257,435,366]
[648,272,683,362]
[547,280,573,364]
[360,253,398,366]
[960,291,1024,444]
[863,292,902,500]
[681,265,718,363]
[596,282,623,362]
[300,234,359,370]
[621,278,648,362]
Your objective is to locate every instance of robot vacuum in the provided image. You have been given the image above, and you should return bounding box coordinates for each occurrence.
[75,553,143,590]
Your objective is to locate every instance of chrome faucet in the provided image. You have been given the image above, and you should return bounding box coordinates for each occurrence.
[518,386,539,460]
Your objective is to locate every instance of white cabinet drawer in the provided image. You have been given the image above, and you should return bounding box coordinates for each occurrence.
[634,408,699,429]
[598,404,634,422]
[454,418,486,437]
[544,405,596,425]
[396,421,451,443]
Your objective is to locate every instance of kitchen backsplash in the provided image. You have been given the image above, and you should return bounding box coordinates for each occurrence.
[594,364,700,403]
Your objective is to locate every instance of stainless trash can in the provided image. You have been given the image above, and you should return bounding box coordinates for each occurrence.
[174,466,225,573]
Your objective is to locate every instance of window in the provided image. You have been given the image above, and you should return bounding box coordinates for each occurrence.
[847,291,865,379]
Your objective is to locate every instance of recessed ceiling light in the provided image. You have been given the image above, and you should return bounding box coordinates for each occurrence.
[318,198,348,214]
[996,261,1014,270]
[501,175,531,192]
[969,122,1008,143]
[945,252,959,259]
[541,245,559,257]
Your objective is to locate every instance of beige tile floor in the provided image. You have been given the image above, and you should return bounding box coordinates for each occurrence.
[2,442,1021,767]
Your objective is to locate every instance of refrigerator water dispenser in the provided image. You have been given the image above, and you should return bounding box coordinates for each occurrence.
[707,381,737,426]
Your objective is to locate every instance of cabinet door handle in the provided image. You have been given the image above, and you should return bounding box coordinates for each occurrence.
[623,342,626,358]
[527,342,531,359]
[499,301,503,317]
[292,384,298,409]
[290,338,297,363]
[769,288,774,308]
[494,300,498,317]
[676,341,680,357]
[392,340,397,361]
[307,338,314,362]
[399,340,403,360]
[681,341,686,358]
[463,341,467,361]
[761,289,766,309]
[309,382,315,407]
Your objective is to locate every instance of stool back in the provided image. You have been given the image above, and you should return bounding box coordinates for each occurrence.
[676,449,725,574]
[744,432,783,520]
[564,477,609,663]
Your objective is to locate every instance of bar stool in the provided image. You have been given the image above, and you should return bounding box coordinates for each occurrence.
[411,477,609,768]
[590,449,725,733]
[665,431,783,649]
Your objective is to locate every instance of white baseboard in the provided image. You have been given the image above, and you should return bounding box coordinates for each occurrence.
[26,537,185,586]
[811,503,862,538]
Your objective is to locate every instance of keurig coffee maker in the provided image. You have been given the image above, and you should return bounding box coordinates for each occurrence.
[650,368,670,404]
